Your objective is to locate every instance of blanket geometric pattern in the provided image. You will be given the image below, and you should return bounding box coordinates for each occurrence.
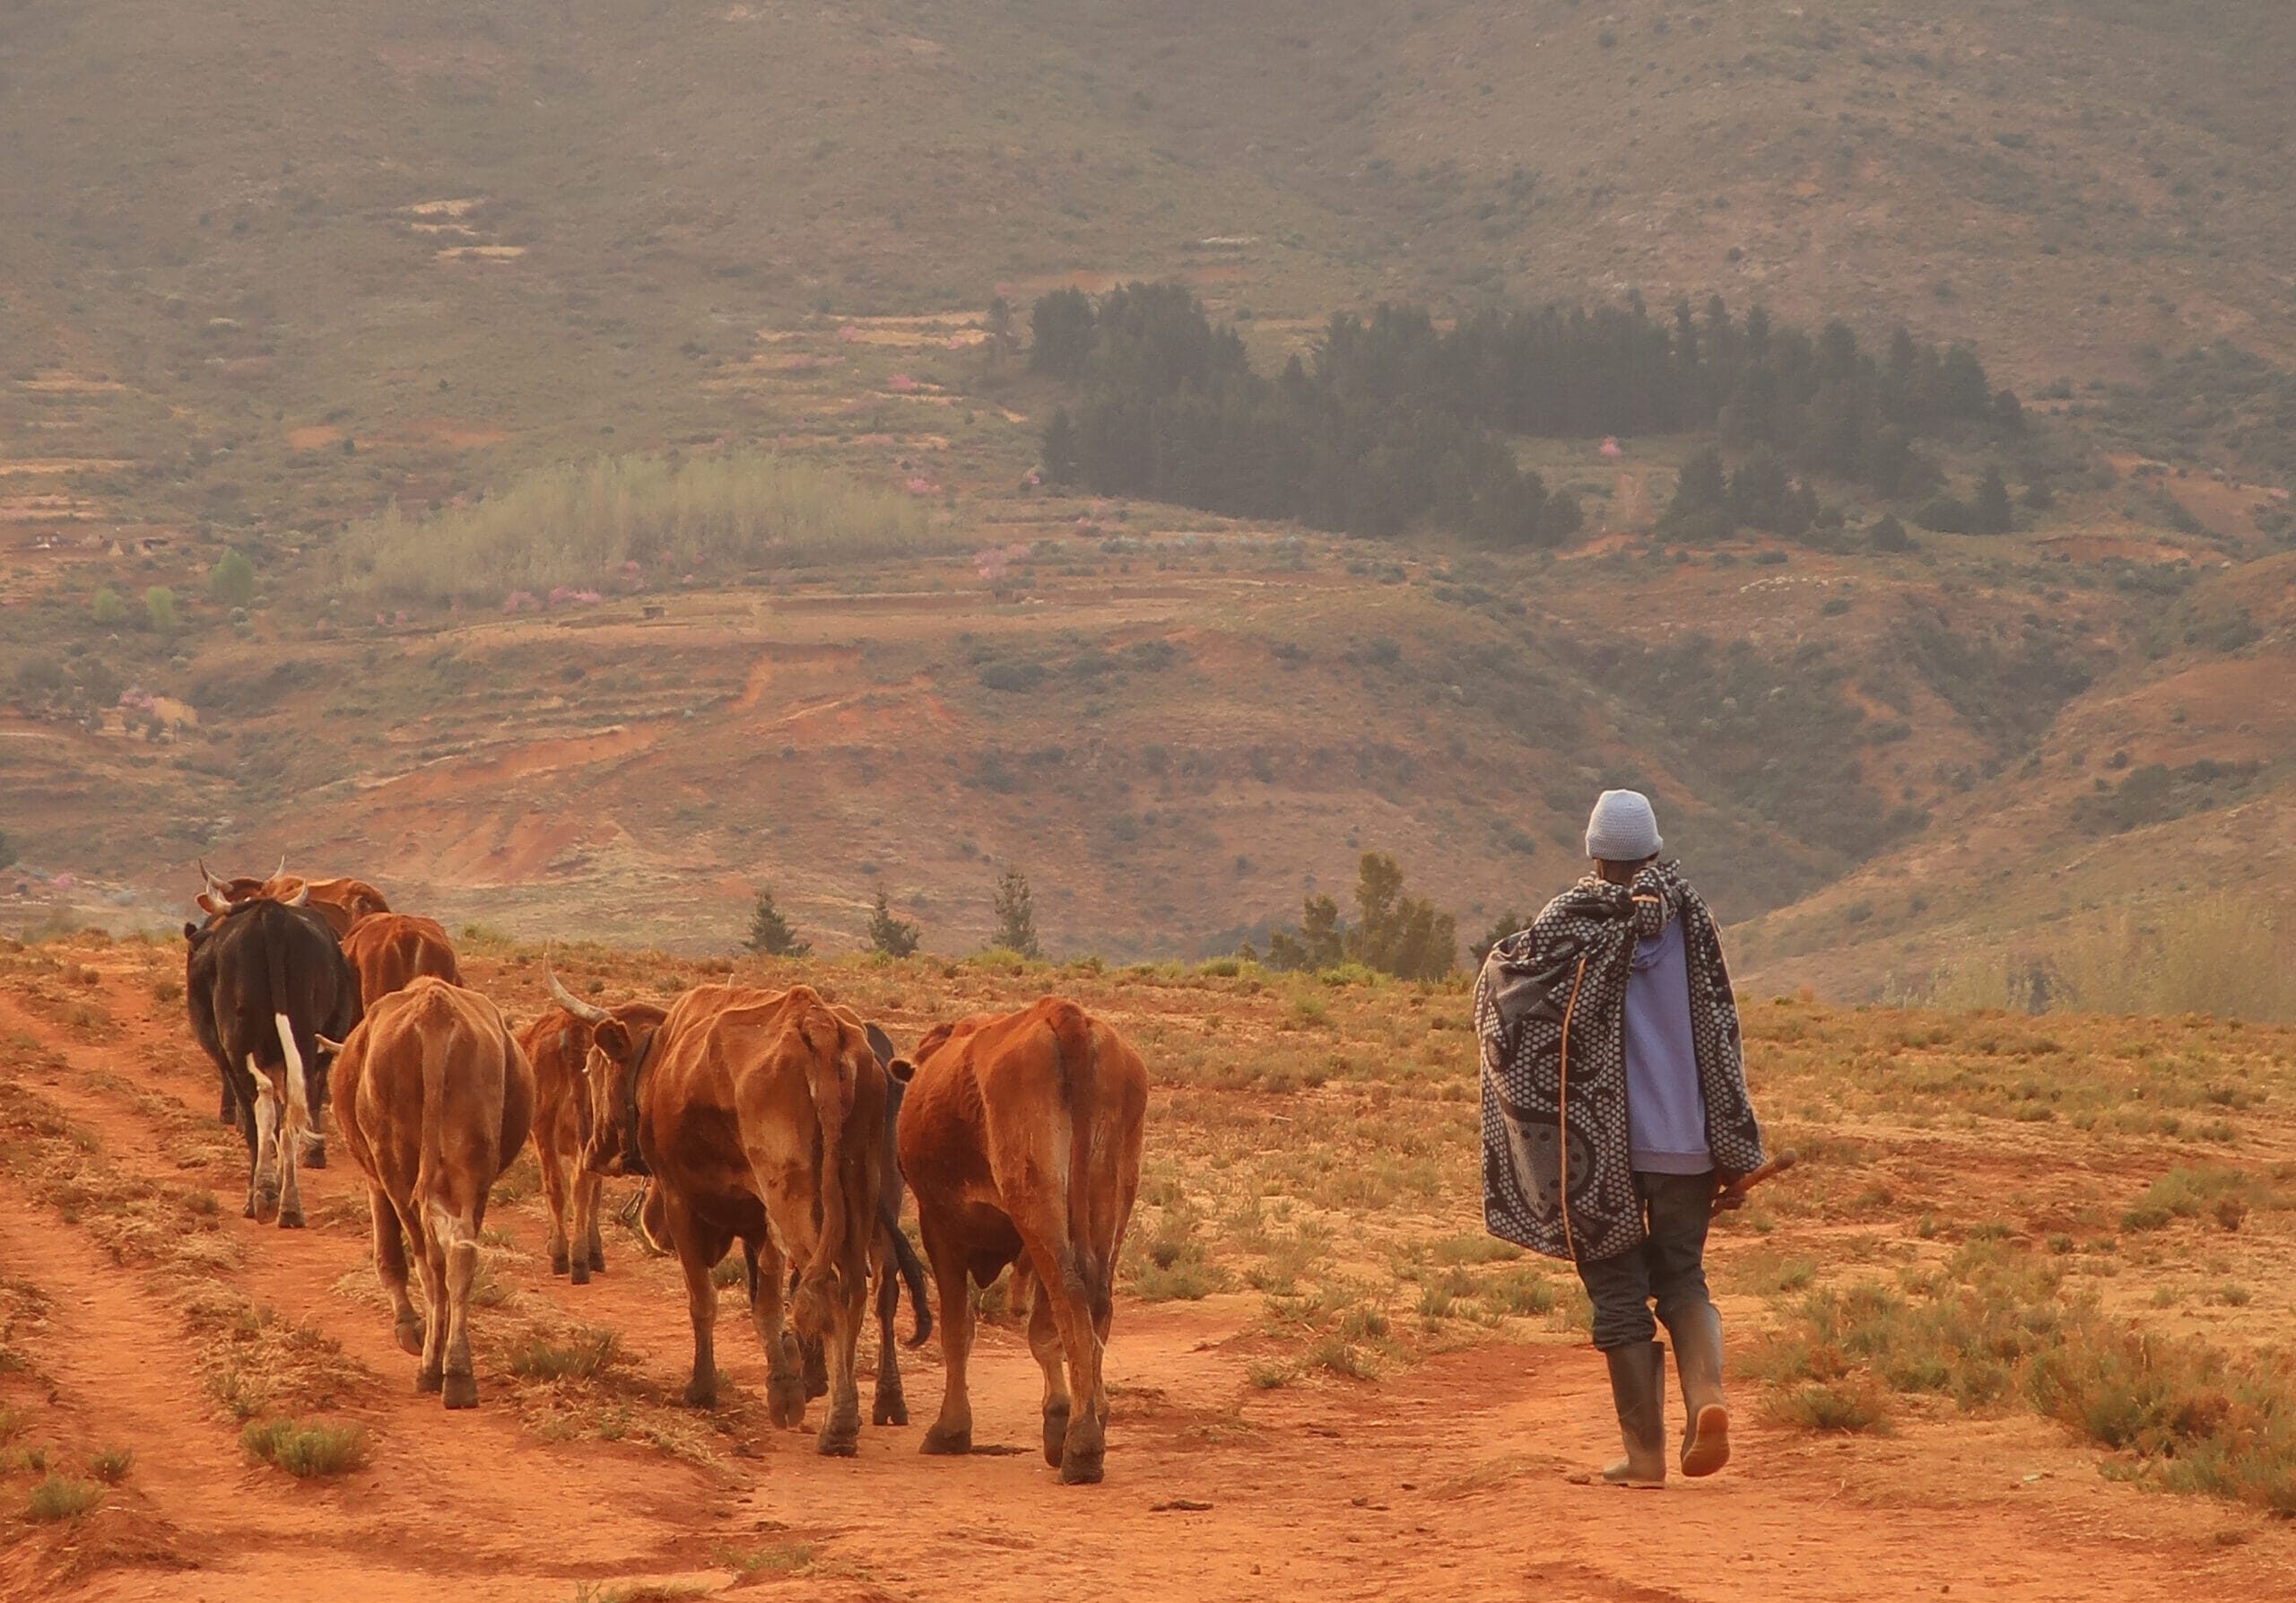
[1473,860,1765,1263]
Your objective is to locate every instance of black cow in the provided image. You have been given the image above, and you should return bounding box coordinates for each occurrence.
[184,896,362,1225]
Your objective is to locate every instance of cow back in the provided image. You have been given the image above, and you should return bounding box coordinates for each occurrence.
[334,978,530,1208]
[341,913,461,1007]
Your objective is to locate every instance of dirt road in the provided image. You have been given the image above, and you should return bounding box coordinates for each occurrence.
[4,952,2292,1603]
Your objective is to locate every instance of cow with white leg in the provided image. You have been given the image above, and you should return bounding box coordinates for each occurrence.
[183,893,362,1225]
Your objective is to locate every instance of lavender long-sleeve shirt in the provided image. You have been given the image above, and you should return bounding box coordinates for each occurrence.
[1622,919,1713,1174]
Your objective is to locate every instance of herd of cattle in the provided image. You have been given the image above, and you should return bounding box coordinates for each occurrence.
[179,862,1149,1483]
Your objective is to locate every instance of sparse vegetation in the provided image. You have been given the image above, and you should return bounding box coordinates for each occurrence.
[23,1472,105,1521]
[334,451,938,605]
[240,1416,369,1477]
[744,888,811,958]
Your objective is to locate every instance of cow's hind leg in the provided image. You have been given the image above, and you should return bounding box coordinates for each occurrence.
[743,1238,806,1429]
[432,1205,481,1409]
[245,1068,282,1220]
[813,1245,867,1458]
[871,1238,907,1427]
[671,1207,732,1408]
[406,1206,447,1395]
[579,1171,605,1274]
[1025,1241,1109,1485]
[918,1222,975,1456]
[1022,1268,1072,1468]
[370,1185,422,1355]
[536,1132,572,1277]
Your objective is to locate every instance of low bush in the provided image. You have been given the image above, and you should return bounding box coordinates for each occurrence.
[24,1473,105,1521]
[241,1416,368,1477]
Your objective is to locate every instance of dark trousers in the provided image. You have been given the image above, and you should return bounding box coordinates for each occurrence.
[1574,1171,1716,1351]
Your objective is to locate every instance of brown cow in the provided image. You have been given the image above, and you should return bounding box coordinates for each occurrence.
[579,982,895,1455]
[328,977,535,1408]
[340,913,461,1008]
[900,998,1146,1484]
[195,858,391,939]
[523,972,667,1284]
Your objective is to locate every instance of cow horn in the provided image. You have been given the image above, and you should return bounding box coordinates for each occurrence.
[546,963,611,1024]
[316,1034,345,1055]
[198,858,230,898]
[274,854,288,881]
[283,884,309,908]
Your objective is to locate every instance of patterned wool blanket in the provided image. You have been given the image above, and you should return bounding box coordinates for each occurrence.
[1473,860,1765,1263]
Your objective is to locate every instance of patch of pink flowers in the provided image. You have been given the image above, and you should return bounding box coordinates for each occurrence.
[907,476,943,496]
[887,373,918,393]
[502,590,539,614]
[1599,436,1623,460]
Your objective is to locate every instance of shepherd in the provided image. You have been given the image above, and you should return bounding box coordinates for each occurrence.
[1474,789,1765,1486]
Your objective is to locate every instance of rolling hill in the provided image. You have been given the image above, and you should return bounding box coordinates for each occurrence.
[0,0,2291,1006]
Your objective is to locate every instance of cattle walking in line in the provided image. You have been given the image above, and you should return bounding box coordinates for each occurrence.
[526,974,668,1283]
[195,858,391,938]
[327,977,535,1408]
[579,982,899,1455]
[340,911,462,1007]
[183,893,362,1224]
[900,998,1147,1484]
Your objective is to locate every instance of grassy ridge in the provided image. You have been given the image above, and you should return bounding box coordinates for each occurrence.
[333,451,943,605]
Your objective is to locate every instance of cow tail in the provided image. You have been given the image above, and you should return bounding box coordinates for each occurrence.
[264,911,311,1139]
[791,998,854,1341]
[414,985,452,1207]
[883,1199,934,1348]
[1048,1001,1109,1325]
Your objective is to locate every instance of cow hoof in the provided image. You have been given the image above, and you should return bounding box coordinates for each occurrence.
[873,1392,909,1428]
[919,1423,971,1456]
[394,1314,425,1356]
[817,1416,860,1458]
[550,1250,570,1276]
[301,1140,326,1171]
[767,1372,808,1430]
[243,1199,260,1220]
[1057,1417,1107,1485]
[416,1367,443,1395]
[587,1248,606,1273]
[277,1208,306,1230]
[443,1372,479,1410]
[1041,1404,1072,1468]
[801,1346,829,1401]
[569,1261,590,1286]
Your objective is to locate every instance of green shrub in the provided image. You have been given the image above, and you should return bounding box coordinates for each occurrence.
[24,1474,106,1521]
[241,1416,368,1477]
[88,1444,133,1484]
[209,548,257,607]
[509,1328,621,1381]
[144,587,178,632]
[91,586,127,625]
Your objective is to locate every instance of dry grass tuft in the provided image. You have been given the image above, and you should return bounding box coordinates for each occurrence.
[240,1416,368,1478]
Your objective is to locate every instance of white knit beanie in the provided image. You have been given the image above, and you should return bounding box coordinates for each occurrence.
[1585,789,1663,862]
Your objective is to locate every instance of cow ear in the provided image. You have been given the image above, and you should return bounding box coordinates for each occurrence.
[887,1057,918,1085]
[196,894,221,917]
[183,921,201,942]
[593,1019,633,1061]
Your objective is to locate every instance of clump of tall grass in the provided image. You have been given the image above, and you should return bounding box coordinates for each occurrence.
[1750,1239,2296,1511]
[240,1416,368,1477]
[334,450,939,605]
[1917,894,2292,1024]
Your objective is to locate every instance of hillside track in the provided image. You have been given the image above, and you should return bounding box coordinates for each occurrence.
[3,954,2293,1601]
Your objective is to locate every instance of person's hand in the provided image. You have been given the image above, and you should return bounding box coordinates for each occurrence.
[1709,1170,1749,1215]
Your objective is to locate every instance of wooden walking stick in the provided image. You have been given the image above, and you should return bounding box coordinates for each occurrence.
[1711,1149,1797,1215]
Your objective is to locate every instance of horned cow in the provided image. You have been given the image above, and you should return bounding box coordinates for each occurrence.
[526,974,667,1283]
[580,982,898,1455]
[899,997,1147,1484]
[182,895,362,1224]
[328,977,535,1408]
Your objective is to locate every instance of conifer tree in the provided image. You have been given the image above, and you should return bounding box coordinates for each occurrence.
[866,885,921,957]
[989,868,1042,959]
[745,888,811,957]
